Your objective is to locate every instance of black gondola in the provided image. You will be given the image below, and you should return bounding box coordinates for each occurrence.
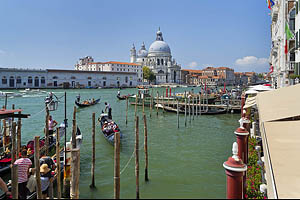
[75,98,100,108]
[98,113,122,145]
[157,104,228,115]
[117,94,132,100]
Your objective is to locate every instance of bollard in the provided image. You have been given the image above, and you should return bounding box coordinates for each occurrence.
[223,142,247,199]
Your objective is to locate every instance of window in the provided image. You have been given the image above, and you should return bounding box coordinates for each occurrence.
[125,77,128,83]
[2,76,7,84]
[16,76,22,84]
[53,76,58,79]
[103,77,107,80]
[41,77,46,84]
[157,59,160,65]
[161,59,164,65]
[87,77,92,80]
[28,76,33,84]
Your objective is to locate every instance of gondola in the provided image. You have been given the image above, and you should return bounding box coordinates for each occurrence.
[0,135,56,174]
[117,94,132,100]
[98,113,122,145]
[75,98,100,108]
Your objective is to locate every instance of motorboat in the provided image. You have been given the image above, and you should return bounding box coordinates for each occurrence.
[0,91,22,97]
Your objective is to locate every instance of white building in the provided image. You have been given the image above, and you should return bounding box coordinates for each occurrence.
[130,28,181,84]
[0,68,138,89]
[270,0,297,88]
[75,58,143,83]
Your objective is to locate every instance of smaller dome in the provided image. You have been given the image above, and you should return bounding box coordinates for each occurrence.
[138,49,148,57]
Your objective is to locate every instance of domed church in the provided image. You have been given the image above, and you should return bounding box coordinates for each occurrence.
[130,28,181,84]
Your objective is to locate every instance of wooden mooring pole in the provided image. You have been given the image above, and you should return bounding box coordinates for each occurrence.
[45,105,49,156]
[11,164,18,199]
[184,92,187,127]
[72,106,77,149]
[70,148,80,199]
[135,93,138,118]
[35,136,42,199]
[2,119,6,151]
[126,97,128,126]
[114,131,121,199]
[90,113,96,188]
[196,95,198,117]
[11,122,18,199]
[143,114,149,181]
[16,111,22,159]
[135,116,140,199]
[192,96,194,120]
[156,91,159,116]
[199,92,202,116]
[188,96,191,124]
[11,122,17,165]
[177,99,179,129]
[150,89,153,118]
[142,97,145,114]
[56,127,62,199]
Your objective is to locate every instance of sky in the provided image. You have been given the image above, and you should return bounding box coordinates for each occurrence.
[0,0,271,73]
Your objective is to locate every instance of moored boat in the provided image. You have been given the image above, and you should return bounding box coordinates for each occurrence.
[117,94,132,100]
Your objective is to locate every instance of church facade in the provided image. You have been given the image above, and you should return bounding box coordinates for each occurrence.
[130,28,181,84]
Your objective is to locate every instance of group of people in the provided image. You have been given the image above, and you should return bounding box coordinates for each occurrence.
[12,149,56,199]
[102,120,119,136]
[82,98,96,105]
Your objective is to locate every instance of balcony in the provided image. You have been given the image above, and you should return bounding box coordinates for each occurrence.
[288,61,295,72]
[272,5,279,22]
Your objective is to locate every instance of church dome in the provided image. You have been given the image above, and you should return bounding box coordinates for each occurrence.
[137,42,148,57]
[149,40,171,54]
[148,28,171,56]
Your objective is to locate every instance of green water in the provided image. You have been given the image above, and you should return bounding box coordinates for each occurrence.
[1,87,239,199]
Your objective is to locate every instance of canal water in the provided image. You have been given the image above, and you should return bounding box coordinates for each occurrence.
[1,87,239,199]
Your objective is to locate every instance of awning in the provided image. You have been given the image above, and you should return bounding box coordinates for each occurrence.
[244,96,256,109]
[256,84,300,122]
[261,121,300,198]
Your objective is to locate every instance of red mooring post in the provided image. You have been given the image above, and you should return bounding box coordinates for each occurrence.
[223,142,247,199]
[166,88,168,97]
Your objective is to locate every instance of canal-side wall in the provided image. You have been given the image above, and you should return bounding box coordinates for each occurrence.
[0,68,138,89]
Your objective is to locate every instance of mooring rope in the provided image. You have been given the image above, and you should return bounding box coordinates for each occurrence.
[120,142,145,175]
[29,98,54,119]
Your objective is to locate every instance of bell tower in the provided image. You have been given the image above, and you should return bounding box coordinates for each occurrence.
[130,43,136,63]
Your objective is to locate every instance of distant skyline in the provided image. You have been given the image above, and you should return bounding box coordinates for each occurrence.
[0,0,271,73]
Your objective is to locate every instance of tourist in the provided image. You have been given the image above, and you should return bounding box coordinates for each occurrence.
[40,155,56,177]
[0,177,11,197]
[117,90,120,97]
[40,164,52,199]
[14,149,32,199]
[76,93,80,102]
[48,115,58,135]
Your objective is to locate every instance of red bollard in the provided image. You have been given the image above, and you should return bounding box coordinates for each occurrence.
[223,142,247,199]
[169,87,171,97]
[234,126,249,164]
[166,88,168,97]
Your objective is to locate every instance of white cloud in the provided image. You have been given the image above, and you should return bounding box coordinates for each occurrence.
[185,61,198,69]
[234,56,269,72]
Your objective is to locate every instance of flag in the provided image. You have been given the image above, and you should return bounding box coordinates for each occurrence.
[267,0,275,9]
[285,39,288,54]
[286,22,293,40]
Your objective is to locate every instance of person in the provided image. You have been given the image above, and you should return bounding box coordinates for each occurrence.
[104,102,111,113]
[48,115,58,135]
[14,149,32,199]
[76,93,80,102]
[49,92,53,100]
[117,90,120,97]
[40,155,56,177]
[40,164,52,199]
[0,177,11,197]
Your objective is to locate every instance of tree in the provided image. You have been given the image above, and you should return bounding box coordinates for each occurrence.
[143,66,156,83]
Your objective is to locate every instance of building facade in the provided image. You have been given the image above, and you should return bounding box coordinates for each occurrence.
[0,68,138,89]
[75,59,143,83]
[270,0,297,88]
[130,28,182,84]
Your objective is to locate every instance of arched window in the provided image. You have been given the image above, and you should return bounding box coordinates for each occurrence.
[41,77,46,84]
[16,76,22,84]
[34,77,39,87]
[157,59,160,65]
[9,76,15,87]
[2,76,7,84]
[52,76,58,79]
[161,59,164,65]
[28,76,33,84]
